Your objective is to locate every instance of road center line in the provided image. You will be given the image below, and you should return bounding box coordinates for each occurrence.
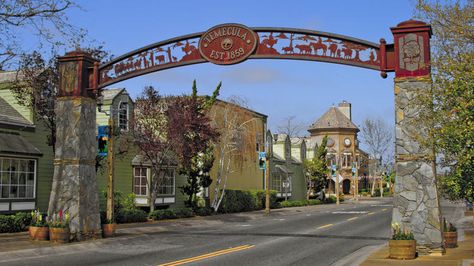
[368,212,375,215]
[347,217,358,221]
[158,245,255,266]
[381,208,387,211]
[317,223,333,229]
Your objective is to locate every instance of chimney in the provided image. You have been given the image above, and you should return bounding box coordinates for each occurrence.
[338,101,351,121]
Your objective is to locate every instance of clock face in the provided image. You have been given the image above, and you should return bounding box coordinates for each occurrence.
[344,138,351,147]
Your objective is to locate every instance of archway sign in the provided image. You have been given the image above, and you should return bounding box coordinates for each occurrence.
[52,20,443,254]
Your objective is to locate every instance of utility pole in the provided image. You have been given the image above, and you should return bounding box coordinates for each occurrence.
[106,116,114,222]
[265,154,271,214]
[355,162,359,202]
[335,163,340,205]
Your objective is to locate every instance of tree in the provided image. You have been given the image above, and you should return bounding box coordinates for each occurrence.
[209,98,259,212]
[360,117,393,195]
[303,135,329,200]
[132,82,220,212]
[276,115,306,138]
[0,0,83,69]
[171,81,220,209]
[131,86,173,212]
[414,0,474,203]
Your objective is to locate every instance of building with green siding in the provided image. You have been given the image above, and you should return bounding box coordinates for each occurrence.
[94,89,270,210]
[0,75,272,213]
[0,71,54,213]
[267,133,307,201]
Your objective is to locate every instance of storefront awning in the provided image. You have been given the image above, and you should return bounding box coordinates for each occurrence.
[276,164,293,174]
[0,132,42,156]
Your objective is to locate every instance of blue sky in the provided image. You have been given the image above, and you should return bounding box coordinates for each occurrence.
[65,0,417,135]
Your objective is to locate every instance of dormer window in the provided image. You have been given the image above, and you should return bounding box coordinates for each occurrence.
[118,102,129,131]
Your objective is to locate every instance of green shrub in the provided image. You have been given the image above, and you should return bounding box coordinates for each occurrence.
[217,189,279,213]
[324,195,341,203]
[250,190,279,209]
[280,199,323,208]
[149,208,195,220]
[308,199,322,205]
[218,190,255,213]
[194,207,213,216]
[0,212,32,233]
[116,208,148,223]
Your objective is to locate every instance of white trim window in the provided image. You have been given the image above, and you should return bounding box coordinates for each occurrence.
[118,101,129,131]
[133,167,148,196]
[342,153,352,168]
[0,157,36,199]
[158,169,175,196]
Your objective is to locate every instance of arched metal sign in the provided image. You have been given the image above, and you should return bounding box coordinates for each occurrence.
[97,23,402,89]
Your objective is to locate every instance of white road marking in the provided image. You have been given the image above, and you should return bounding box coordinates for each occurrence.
[273,218,285,221]
[240,224,251,227]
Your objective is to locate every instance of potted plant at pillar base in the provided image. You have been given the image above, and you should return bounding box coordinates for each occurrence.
[389,222,416,260]
[443,218,457,248]
[48,210,70,244]
[101,219,116,238]
[29,210,49,241]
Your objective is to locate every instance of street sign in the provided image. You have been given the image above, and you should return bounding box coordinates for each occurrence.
[258,152,266,170]
[331,164,337,177]
[98,126,109,156]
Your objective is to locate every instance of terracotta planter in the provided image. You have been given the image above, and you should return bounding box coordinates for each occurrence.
[389,239,416,260]
[49,227,70,243]
[444,231,457,248]
[29,226,49,241]
[102,223,116,238]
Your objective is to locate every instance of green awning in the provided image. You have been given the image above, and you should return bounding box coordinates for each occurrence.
[0,132,42,156]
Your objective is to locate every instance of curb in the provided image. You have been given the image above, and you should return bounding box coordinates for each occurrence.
[330,244,386,266]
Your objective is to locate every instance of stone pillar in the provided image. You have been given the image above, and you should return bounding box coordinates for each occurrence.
[48,51,101,241]
[391,20,444,255]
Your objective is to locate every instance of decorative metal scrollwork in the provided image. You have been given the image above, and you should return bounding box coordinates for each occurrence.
[98,26,381,89]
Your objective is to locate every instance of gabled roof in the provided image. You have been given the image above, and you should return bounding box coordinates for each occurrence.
[101,88,125,102]
[0,96,33,127]
[214,99,267,118]
[0,132,42,156]
[308,107,359,132]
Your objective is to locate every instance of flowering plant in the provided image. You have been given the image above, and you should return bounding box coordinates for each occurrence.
[443,218,457,232]
[48,210,70,228]
[30,209,47,227]
[391,222,415,240]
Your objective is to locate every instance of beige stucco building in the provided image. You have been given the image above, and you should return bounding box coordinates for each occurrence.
[305,101,369,195]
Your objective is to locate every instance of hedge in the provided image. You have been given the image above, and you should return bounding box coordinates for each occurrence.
[217,189,279,213]
[0,212,32,233]
[116,208,148,223]
[149,208,194,220]
[280,199,322,208]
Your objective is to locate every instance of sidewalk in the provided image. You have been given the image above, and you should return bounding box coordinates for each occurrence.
[361,213,474,266]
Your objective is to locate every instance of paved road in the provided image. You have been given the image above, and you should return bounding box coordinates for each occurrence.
[0,198,392,266]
